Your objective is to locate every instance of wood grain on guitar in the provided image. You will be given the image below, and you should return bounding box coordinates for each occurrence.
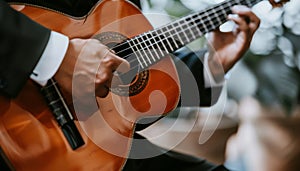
[1,0,289,170]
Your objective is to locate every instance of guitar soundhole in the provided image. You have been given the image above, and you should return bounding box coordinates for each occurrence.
[93,32,149,96]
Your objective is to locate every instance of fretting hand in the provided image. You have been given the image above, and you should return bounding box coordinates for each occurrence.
[207,5,260,80]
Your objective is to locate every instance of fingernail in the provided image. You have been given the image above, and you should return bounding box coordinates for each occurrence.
[232,5,247,12]
[231,5,238,11]
[228,14,239,19]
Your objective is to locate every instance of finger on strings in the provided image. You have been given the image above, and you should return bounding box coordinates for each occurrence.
[105,51,130,74]
[227,14,249,32]
[231,5,260,32]
[95,67,113,85]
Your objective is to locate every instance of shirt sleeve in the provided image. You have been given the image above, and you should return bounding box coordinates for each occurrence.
[203,52,232,88]
[172,48,223,107]
[30,31,69,86]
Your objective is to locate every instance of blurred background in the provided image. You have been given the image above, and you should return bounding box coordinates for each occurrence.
[140,0,300,113]
[138,0,300,169]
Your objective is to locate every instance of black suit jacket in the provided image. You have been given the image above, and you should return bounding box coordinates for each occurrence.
[0,0,50,97]
[0,0,220,106]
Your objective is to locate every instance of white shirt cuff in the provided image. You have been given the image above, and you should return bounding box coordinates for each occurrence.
[30,31,69,86]
[203,52,228,88]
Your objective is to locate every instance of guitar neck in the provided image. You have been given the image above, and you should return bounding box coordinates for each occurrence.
[112,0,260,69]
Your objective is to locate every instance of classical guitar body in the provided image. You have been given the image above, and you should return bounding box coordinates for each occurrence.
[0,0,180,171]
[1,0,289,170]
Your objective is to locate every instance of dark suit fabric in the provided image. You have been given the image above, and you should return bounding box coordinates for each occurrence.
[0,0,50,97]
[123,133,228,171]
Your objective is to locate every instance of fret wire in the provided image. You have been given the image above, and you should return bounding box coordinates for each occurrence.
[173,21,184,43]
[205,11,216,31]
[235,0,248,6]
[172,22,184,45]
[134,36,152,66]
[189,17,203,38]
[127,40,146,69]
[169,27,181,47]
[199,14,209,33]
[197,4,229,32]
[185,19,197,40]
[123,15,226,71]
[220,3,229,19]
[149,32,166,58]
[155,29,170,54]
[177,20,190,44]
[130,2,230,54]
[115,0,233,58]
[115,0,260,72]
[212,8,223,26]
[193,16,221,35]
[188,0,232,32]
[169,22,182,49]
[167,24,180,49]
[182,17,222,41]
[184,19,196,43]
[203,0,232,30]
[192,16,207,34]
[117,7,251,75]
[160,27,174,52]
[131,38,149,67]
[223,0,234,13]
[191,1,229,31]
[115,0,255,57]
[140,33,157,62]
[121,2,232,68]
[145,32,164,60]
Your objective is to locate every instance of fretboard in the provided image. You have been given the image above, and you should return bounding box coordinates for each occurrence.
[112,0,260,70]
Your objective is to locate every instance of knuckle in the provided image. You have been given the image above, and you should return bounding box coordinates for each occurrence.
[104,55,118,67]
[88,38,99,44]
[91,51,98,57]
[98,73,110,83]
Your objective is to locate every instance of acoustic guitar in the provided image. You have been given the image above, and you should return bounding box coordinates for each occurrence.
[0,0,288,170]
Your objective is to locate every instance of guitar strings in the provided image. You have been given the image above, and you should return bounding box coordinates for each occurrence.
[113,11,228,77]
[115,2,231,69]
[112,0,254,57]
[113,0,232,56]
[115,0,255,59]
[116,0,249,72]
[111,0,255,77]
[117,3,232,72]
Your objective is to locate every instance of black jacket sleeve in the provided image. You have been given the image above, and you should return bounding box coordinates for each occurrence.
[173,48,223,107]
[0,0,50,97]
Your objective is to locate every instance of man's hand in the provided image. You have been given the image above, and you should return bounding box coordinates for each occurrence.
[207,5,260,79]
[54,38,130,106]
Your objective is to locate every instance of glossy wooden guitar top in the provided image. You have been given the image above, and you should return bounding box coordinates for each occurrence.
[1,0,290,170]
[1,0,180,170]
